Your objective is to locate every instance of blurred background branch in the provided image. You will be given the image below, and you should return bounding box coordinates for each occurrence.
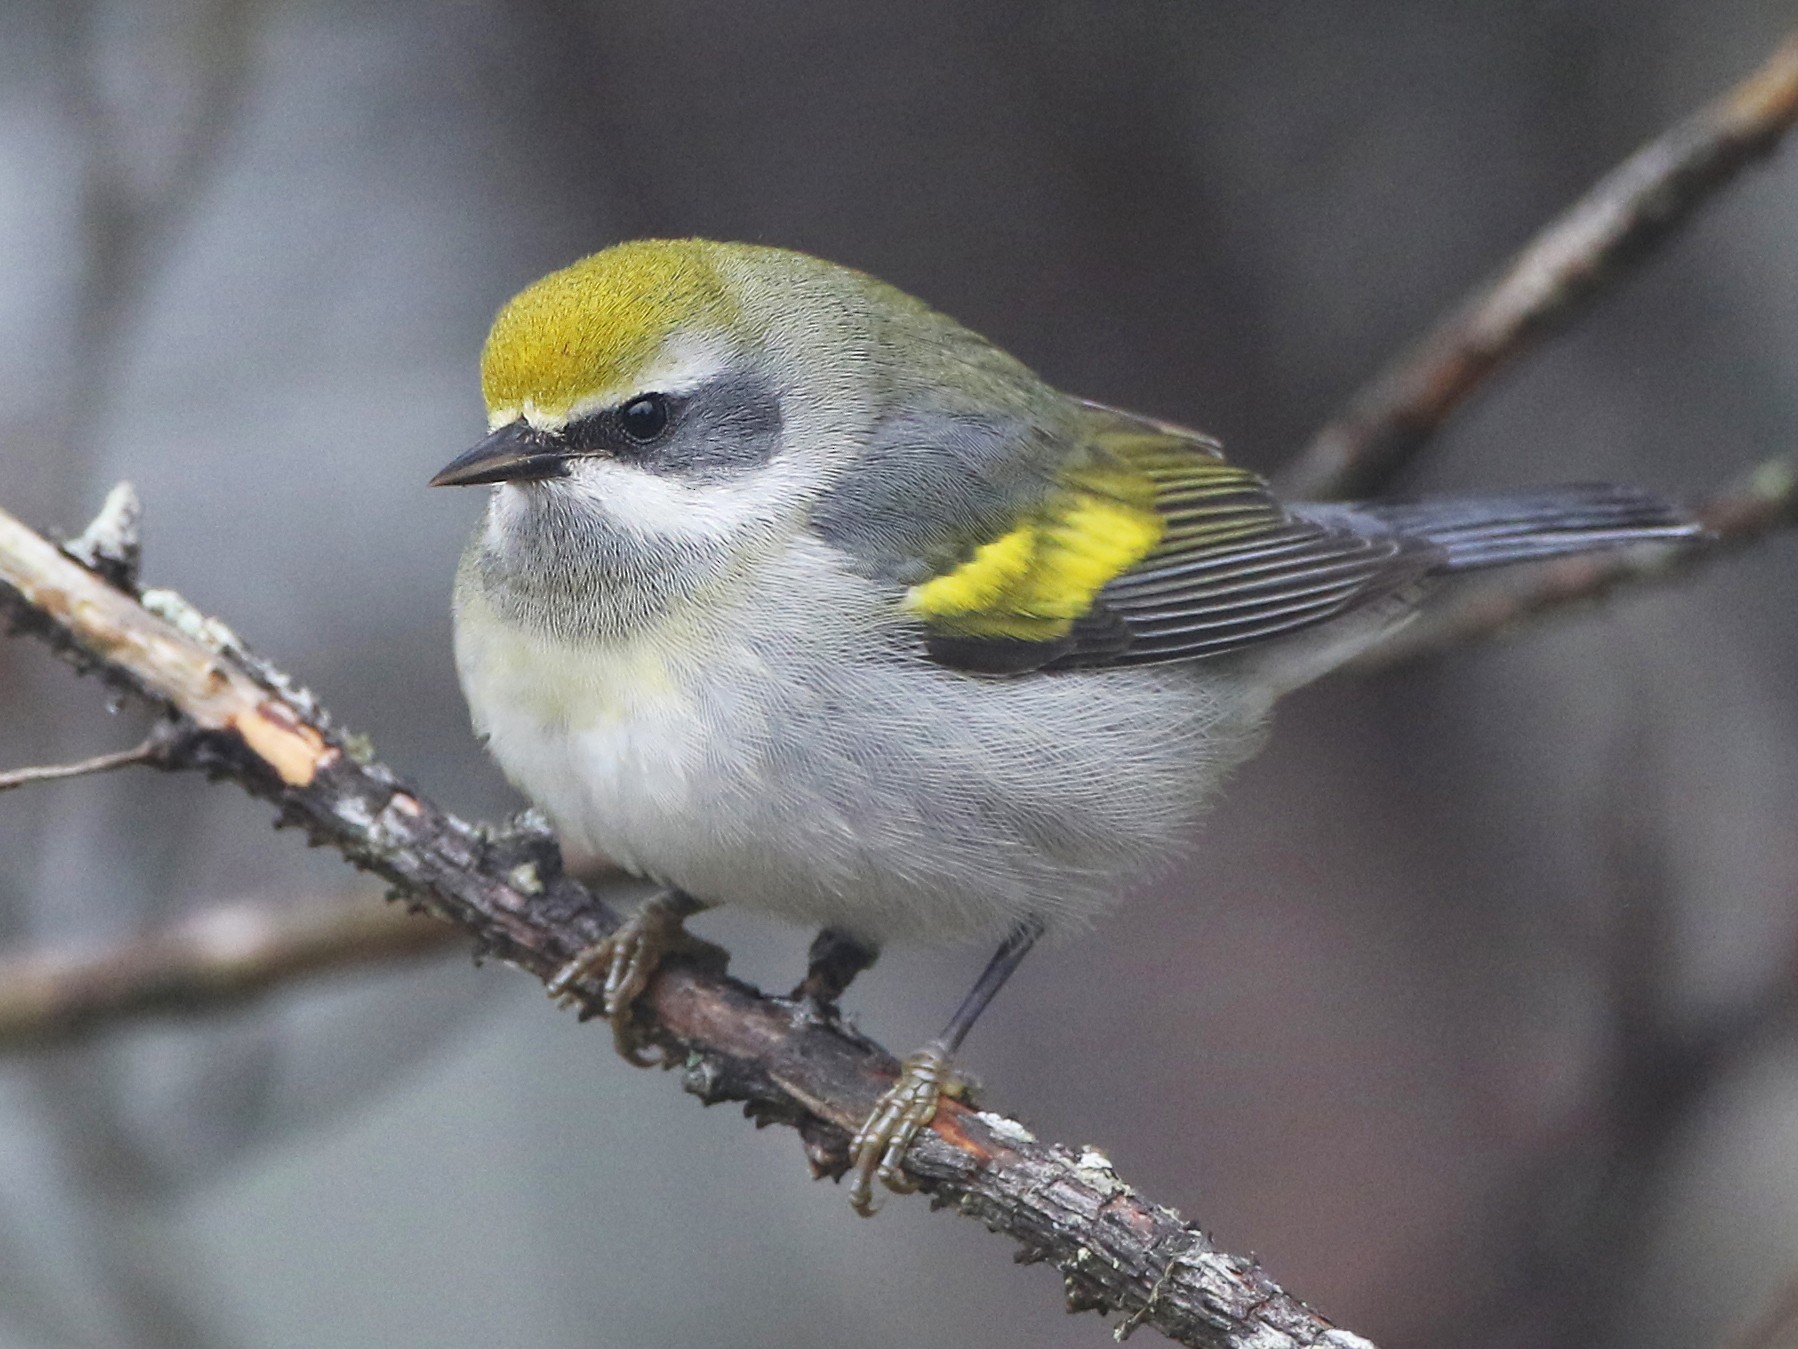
[1278,31,1798,501]
[0,891,456,1050]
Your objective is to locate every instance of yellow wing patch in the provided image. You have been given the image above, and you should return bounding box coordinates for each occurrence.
[905,466,1164,641]
[904,408,1295,651]
[480,239,739,420]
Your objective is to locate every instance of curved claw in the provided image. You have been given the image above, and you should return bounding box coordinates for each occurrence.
[846,1041,956,1216]
[546,892,700,1066]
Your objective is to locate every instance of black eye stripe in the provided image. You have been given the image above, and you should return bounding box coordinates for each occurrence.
[561,393,677,454]
[552,373,779,476]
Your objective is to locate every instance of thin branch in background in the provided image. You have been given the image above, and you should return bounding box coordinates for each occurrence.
[0,893,461,1050]
[1351,454,1797,671]
[0,734,168,794]
[1279,31,1798,501]
[0,495,1377,1349]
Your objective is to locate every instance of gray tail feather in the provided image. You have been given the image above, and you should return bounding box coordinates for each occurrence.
[1333,483,1702,572]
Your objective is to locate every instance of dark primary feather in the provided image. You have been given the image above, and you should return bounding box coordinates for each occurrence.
[1307,486,1697,571]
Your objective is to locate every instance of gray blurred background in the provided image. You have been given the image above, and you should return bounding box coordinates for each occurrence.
[2,3,1795,1347]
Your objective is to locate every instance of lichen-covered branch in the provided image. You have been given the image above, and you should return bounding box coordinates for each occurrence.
[1354,454,1796,670]
[1279,31,1798,501]
[0,493,1372,1349]
[0,891,459,1049]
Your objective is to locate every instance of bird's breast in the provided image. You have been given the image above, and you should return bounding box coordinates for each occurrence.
[452,578,719,873]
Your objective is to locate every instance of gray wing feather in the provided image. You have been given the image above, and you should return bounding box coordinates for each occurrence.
[1066,522,1426,667]
[810,405,1065,586]
[1063,482,1696,669]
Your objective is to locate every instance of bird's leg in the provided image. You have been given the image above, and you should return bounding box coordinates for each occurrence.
[547,888,710,1065]
[846,916,1044,1216]
[791,928,881,1016]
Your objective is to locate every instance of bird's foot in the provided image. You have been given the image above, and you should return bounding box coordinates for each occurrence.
[546,890,710,1065]
[846,1040,971,1215]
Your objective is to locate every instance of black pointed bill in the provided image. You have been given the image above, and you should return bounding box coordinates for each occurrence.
[430,420,570,487]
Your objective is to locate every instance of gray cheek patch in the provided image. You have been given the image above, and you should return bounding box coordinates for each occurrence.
[810,405,1062,584]
[648,371,784,478]
[472,484,743,644]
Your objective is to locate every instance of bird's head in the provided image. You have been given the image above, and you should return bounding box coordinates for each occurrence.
[434,238,883,513]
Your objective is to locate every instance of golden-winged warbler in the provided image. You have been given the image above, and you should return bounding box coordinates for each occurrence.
[432,238,1697,1214]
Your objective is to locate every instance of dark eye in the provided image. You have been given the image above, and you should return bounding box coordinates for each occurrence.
[618,393,671,443]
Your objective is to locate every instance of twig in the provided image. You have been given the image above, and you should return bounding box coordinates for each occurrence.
[0,892,460,1049]
[1279,32,1798,501]
[62,480,142,589]
[0,734,167,793]
[0,493,1375,1349]
[1352,455,1796,671]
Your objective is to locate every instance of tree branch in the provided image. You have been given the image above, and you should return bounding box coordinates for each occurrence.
[1351,454,1796,671]
[0,892,460,1050]
[1279,31,1798,501]
[0,732,169,793]
[0,495,1375,1349]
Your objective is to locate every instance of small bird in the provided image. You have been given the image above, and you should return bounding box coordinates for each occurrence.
[432,239,1697,1214]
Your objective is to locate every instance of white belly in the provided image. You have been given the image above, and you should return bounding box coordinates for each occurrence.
[454,542,1267,946]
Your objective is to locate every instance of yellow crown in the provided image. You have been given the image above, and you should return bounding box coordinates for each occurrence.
[479,239,738,421]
